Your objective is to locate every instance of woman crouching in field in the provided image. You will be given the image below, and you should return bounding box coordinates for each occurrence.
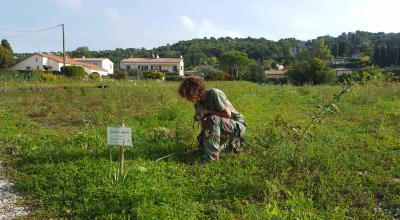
[178,76,246,163]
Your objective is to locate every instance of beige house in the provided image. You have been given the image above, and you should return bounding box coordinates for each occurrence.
[120,56,184,77]
[12,52,107,75]
[265,70,288,79]
[72,57,114,75]
[351,52,364,60]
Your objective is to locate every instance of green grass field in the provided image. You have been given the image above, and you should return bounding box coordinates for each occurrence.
[0,80,399,219]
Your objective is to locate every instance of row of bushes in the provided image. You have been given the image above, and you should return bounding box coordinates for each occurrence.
[0,67,102,81]
[338,68,400,83]
[112,70,167,80]
[0,68,171,82]
[2,66,399,84]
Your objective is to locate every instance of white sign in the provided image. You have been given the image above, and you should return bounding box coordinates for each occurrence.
[107,127,132,146]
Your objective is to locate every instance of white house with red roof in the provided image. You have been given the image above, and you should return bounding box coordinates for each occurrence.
[120,56,184,77]
[11,52,108,75]
[72,57,114,75]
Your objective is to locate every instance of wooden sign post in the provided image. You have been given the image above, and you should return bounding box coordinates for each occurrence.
[107,125,132,175]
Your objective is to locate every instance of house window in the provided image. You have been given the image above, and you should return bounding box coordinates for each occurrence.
[140,66,148,71]
[181,66,183,70]
[26,66,31,70]
[35,57,38,62]
[37,66,40,70]
[110,64,112,69]
[126,65,131,70]
[173,66,178,72]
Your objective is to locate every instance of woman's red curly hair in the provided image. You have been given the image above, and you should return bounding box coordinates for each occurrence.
[178,76,205,102]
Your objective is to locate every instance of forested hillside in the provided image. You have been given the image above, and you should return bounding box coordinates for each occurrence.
[60,31,400,68]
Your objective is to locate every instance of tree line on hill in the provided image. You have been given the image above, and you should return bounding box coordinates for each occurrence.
[3,31,400,84]
[57,31,400,69]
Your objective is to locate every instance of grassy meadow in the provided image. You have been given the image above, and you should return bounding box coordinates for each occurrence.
[0,80,399,219]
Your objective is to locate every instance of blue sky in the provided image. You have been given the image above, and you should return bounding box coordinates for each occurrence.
[1,0,399,52]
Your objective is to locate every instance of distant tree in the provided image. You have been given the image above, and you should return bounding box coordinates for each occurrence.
[1,40,12,51]
[373,45,380,66]
[195,65,224,80]
[0,43,14,69]
[184,47,207,67]
[219,51,251,78]
[261,59,276,70]
[313,38,334,61]
[206,56,218,66]
[338,41,351,57]
[72,46,92,58]
[287,51,337,85]
[243,63,265,83]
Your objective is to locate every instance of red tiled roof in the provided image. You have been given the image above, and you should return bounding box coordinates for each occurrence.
[36,52,106,71]
[72,58,110,61]
[121,58,182,63]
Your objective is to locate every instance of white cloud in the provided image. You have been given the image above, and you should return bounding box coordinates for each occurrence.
[53,0,82,9]
[105,8,121,23]
[179,15,241,38]
[180,16,196,31]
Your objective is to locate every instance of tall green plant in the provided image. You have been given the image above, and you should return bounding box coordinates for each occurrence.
[61,66,85,79]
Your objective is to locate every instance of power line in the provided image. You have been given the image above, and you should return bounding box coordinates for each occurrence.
[0,24,67,69]
[0,25,62,39]
[0,28,33,33]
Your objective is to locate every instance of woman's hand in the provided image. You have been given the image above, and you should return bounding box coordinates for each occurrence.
[200,109,210,118]
[200,108,231,120]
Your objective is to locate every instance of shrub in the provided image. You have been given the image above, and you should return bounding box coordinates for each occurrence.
[205,70,224,80]
[143,70,166,79]
[243,64,265,83]
[224,72,235,81]
[61,66,85,79]
[0,69,21,81]
[127,69,143,80]
[261,59,276,70]
[40,72,64,81]
[195,65,224,80]
[287,57,337,85]
[89,72,101,80]
[102,75,111,80]
[165,75,183,81]
[338,68,385,83]
[17,70,42,81]
[112,70,128,80]
[382,71,400,82]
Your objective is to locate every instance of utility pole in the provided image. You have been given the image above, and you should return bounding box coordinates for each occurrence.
[62,24,66,69]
